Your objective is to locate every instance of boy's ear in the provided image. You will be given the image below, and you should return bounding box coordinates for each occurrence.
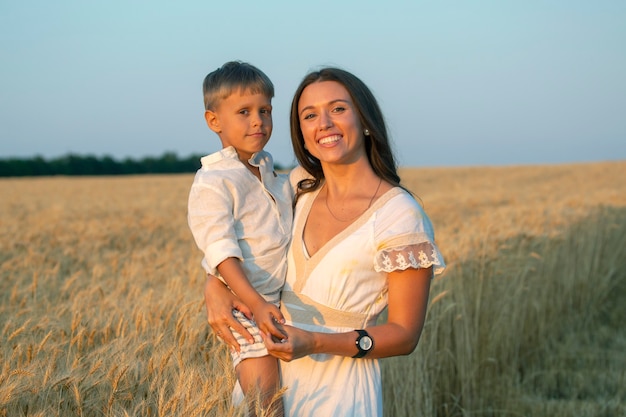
[205,110,221,133]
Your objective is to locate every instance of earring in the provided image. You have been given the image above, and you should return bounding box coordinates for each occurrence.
[364,129,370,136]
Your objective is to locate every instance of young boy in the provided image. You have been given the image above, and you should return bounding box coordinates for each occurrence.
[187,61,292,416]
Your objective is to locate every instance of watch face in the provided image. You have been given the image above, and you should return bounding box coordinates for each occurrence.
[359,336,373,350]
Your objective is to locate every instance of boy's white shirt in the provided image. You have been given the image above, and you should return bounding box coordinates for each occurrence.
[187,146,293,304]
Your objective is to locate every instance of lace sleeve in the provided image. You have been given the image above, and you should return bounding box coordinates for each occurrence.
[374,241,445,274]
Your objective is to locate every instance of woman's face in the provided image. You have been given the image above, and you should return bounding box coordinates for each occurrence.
[297,81,366,166]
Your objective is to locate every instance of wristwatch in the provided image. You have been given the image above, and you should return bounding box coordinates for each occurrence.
[352,329,374,358]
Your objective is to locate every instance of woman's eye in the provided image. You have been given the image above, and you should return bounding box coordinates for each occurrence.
[302,113,316,120]
[332,106,345,113]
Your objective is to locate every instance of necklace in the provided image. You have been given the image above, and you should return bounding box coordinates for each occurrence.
[324,177,383,222]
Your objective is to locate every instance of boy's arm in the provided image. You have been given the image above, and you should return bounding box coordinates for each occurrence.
[217,258,286,340]
[217,258,266,313]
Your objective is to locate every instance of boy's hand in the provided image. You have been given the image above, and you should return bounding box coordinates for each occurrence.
[250,302,287,342]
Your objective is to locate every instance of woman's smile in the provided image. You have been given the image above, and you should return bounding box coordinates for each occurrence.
[318,134,342,145]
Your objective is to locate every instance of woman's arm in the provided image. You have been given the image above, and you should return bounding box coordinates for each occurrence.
[204,274,254,352]
[262,266,432,361]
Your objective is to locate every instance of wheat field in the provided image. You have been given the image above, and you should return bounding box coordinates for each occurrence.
[1,161,625,416]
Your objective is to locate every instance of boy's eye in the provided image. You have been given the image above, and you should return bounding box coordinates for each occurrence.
[239,109,249,115]
[261,108,271,115]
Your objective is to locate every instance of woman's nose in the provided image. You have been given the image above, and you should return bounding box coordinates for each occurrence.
[318,111,333,130]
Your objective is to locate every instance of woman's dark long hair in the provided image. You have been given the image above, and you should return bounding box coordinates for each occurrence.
[290,68,401,196]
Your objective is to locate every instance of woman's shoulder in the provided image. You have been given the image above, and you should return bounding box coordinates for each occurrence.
[288,165,311,187]
[379,186,422,212]
[374,187,433,232]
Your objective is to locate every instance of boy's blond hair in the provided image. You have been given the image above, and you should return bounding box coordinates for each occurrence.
[202,61,274,110]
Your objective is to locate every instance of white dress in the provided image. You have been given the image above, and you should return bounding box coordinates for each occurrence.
[279,186,445,417]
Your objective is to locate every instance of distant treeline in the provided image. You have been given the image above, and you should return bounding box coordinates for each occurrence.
[0,152,289,177]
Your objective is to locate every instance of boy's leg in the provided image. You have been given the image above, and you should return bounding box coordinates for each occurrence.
[236,355,283,417]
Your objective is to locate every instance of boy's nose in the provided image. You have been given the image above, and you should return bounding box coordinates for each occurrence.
[251,113,263,126]
[253,110,270,126]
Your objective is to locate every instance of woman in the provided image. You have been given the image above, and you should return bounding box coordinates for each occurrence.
[205,67,445,416]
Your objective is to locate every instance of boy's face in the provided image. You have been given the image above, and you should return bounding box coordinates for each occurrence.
[205,89,272,163]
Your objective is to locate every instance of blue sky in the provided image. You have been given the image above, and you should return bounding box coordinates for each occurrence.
[1,0,625,168]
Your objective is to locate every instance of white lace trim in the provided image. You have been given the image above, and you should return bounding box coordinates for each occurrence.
[374,242,445,274]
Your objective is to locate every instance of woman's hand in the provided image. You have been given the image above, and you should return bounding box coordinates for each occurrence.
[204,274,253,352]
[261,324,316,362]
